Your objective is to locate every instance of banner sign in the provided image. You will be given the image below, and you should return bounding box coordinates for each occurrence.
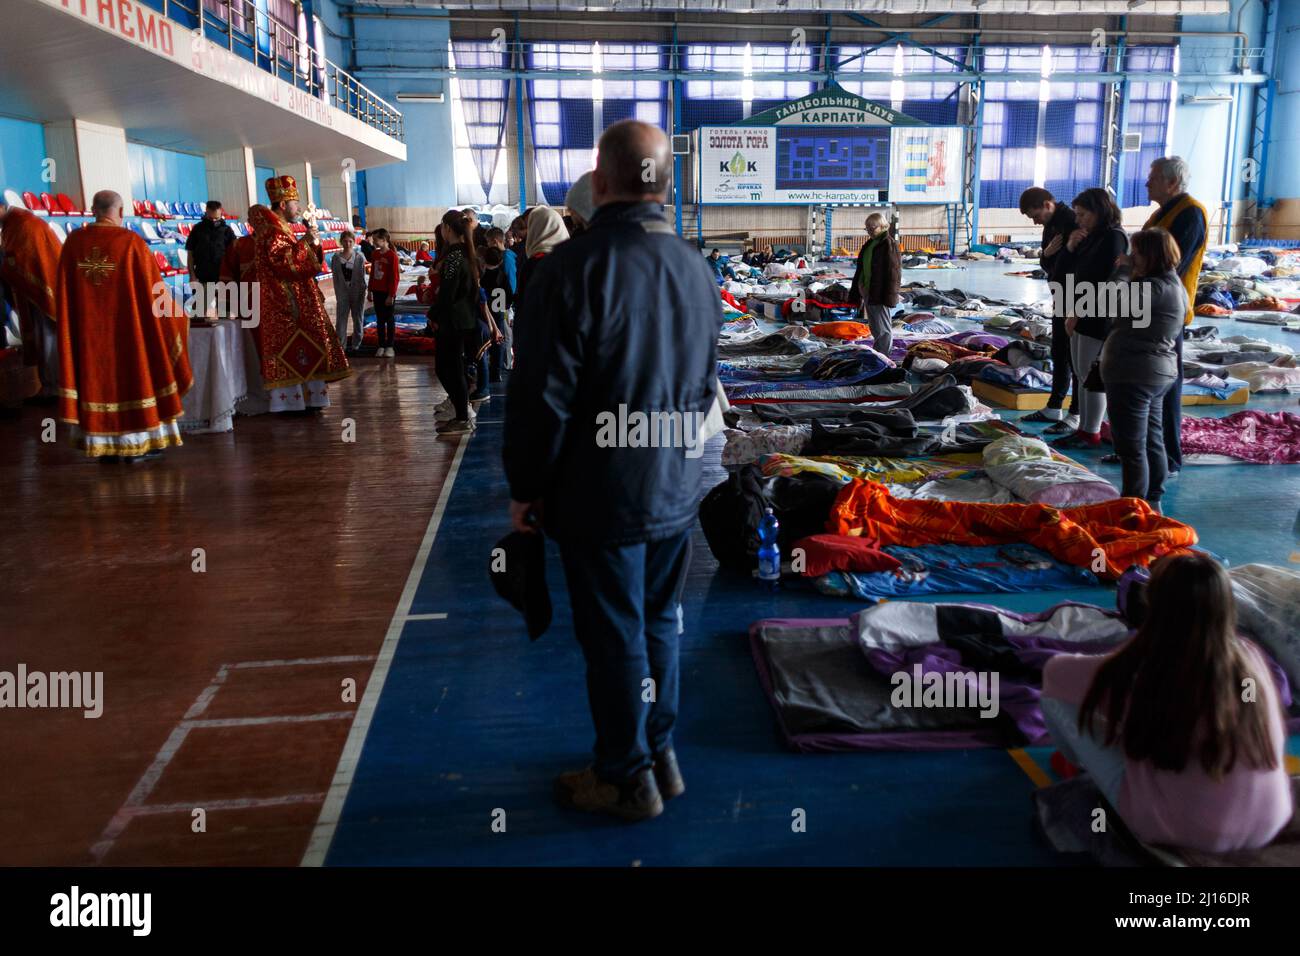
[697,84,962,206]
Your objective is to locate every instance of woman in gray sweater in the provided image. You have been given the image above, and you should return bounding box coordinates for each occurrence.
[1100,228,1188,512]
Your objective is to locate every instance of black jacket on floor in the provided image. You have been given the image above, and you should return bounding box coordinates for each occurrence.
[504,201,722,545]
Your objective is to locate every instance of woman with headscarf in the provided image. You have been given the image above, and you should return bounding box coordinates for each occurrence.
[515,206,570,327]
[564,172,596,237]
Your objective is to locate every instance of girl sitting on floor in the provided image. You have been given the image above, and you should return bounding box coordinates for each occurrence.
[1041,552,1293,853]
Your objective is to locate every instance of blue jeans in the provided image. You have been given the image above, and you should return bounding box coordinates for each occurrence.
[1041,696,1126,809]
[558,531,692,783]
[1161,331,1184,471]
[1104,377,1171,504]
[473,318,491,396]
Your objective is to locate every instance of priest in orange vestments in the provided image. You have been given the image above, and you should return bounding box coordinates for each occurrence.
[0,197,62,396]
[246,176,350,413]
[56,190,193,459]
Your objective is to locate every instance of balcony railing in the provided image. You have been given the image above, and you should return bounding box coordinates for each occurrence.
[136,0,404,141]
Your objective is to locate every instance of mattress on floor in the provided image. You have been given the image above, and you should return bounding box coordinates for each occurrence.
[971,378,1055,410]
[750,617,1001,752]
[750,600,1131,752]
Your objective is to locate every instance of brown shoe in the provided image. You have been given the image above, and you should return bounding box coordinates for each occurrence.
[554,766,663,822]
[653,749,685,801]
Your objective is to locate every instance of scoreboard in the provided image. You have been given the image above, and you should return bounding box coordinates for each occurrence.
[774,127,891,194]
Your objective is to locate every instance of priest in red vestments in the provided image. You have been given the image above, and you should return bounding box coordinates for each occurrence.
[246,176,350,413]
[56,190,193,459]
[217,232,255,320]
[0,196,63,396]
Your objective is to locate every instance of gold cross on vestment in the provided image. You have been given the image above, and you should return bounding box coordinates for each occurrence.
[77,247,116,286]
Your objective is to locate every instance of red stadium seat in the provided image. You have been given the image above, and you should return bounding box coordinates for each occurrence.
[23,191,44,214]
[153,251,178,276]
[55,193,78,215]
[39,193,55,214]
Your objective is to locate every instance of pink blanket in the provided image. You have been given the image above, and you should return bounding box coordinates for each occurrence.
[1182,411,1300,464]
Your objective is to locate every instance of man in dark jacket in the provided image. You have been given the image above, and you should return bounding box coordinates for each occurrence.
[848,212,901,357]
[1019,187,1080,431]
[185,200,236,316]
[504,120,721,822]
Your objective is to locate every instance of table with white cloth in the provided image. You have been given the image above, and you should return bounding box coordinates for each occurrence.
[178,320,258,433]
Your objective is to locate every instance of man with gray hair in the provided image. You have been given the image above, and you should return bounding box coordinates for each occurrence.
[1141,155,1207,477]
[848,211,902,358]
[505,119,721,822]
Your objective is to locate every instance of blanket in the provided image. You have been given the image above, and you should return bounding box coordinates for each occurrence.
[827,480,1197,579]
[1181,410,1300,464]
[815,542,1098,600]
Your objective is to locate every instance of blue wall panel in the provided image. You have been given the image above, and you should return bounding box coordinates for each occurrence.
[351,13,456,208]
[256,165,275,205]
[0,116,49,197]
[127,142,207,204]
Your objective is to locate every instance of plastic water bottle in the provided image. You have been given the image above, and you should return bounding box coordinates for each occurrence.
[757,507,781,589]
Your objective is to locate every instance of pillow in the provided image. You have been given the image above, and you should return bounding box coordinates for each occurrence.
[793,534,902,577]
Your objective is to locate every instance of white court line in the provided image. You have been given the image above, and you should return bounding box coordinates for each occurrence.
[130,793,327,816]
[230,654,377,670]
[188,712,354,729]
[301,433,472,866]
[404,612,448,621]
[90,654,380,861]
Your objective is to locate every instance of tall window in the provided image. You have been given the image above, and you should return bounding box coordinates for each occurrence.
[749,44,815,115]
[527,43,597,204]
[599,43,667,129]
[1122,46,1177,207]
[833,45,896,103]
[1044,47,1105,205]
[978,47,1043,208]
[527,42,666,203]
[451,40,510,205]
[900,47,964,124]
[682,46,747,129]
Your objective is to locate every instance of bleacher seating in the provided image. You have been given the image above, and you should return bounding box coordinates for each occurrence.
[5,188,346,285]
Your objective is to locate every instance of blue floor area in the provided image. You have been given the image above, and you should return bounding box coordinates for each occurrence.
[326,263,1300,866]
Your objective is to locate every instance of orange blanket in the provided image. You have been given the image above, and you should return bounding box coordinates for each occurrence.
[811,320,873,340]
[827,480,1197,579]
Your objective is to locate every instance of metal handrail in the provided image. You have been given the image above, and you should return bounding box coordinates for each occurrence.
[167,0,404,141]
